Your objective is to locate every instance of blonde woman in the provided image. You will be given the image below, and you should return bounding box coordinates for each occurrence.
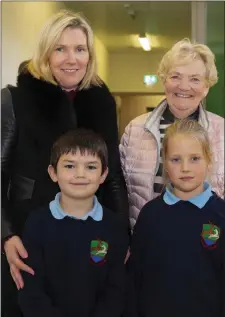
[125,119,225,317]
[1,10,128,317]
[120,38,224,230]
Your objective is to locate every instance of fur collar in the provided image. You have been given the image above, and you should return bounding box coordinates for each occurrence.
[17,71,67,114]
[15,71,109,145]
[15,71,77,146]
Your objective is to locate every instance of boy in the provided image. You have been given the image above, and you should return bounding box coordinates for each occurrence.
[18,129,129,317]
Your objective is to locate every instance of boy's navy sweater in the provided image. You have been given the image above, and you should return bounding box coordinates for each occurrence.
[18,206,129,317]
[127,193,225,317]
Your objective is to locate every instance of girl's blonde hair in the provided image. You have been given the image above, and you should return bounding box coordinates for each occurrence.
[158,38,218,88]
[28,10,102,90]
[162,119,212,185]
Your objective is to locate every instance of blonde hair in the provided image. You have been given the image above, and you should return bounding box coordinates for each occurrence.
[158,38,218,87]
[28,10,102,90]
[162,119,213,185]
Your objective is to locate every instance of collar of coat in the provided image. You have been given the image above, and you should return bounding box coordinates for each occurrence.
[15,71,106,126]
[144,98,209,133]
[16,71,105,103]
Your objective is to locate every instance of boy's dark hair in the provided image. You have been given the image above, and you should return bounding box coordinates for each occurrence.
[50,129,108,174]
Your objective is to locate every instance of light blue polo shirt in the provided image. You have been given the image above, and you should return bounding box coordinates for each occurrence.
[163,182,213,209]
[49,193,103,221]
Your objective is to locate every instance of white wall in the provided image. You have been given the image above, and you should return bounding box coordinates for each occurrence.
[2,1,66,88]
[94,35,109,84]
[108,50,166,93]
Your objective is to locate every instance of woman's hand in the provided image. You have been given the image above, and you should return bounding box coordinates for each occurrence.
[4,236,34,289]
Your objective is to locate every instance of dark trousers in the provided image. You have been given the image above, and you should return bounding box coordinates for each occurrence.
[1,254,23,317]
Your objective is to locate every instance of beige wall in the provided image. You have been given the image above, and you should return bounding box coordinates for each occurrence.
[115,94,165,137]
[94,35,109,84]
[2,1,66,88]
[108,51,166,93]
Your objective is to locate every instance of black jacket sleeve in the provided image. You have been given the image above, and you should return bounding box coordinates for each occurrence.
[86,84,130,232]
[18,214,64,317]
[92,226,129,317]
[1,87,18,240]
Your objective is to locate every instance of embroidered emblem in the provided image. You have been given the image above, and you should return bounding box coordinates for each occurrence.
[90,239,108,263]
[201,223,220,248]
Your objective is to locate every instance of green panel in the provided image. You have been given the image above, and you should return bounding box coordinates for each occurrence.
[206,2,224,118]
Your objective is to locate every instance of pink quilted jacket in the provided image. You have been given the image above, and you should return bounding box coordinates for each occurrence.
[120,99,224,229]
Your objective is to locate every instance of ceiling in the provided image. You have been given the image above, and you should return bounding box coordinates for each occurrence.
[65,1,192,53]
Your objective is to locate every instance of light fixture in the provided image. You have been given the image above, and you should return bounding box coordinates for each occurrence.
[138,34,151,51]
[144,75,157,86]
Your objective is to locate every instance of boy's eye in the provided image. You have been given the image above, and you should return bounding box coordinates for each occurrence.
[191,156,201,162]
[65,164,74,169]
[88,165,97,170]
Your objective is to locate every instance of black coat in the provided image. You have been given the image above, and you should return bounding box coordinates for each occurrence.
[1,72,129,239]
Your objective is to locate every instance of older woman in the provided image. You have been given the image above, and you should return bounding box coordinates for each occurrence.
[120,38,224,230]
[2,10,128,317]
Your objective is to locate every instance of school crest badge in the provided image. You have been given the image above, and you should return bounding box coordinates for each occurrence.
[201,223,220,248]
[90,239,108,263]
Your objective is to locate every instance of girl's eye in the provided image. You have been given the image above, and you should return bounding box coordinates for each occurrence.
[171,158,180,163]
[171,75,179,79]
[191,156,200,162]
[65,164,74,169]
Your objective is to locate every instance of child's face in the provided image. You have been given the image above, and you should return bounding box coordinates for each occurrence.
[165,133,209,198]
[48,150,108,200]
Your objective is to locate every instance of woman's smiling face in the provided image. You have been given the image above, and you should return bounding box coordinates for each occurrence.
[164,59,209,118]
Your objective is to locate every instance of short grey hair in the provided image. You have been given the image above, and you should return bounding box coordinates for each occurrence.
[158,38,218,87]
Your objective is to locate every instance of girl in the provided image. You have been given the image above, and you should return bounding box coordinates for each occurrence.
[126,119,225,317]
